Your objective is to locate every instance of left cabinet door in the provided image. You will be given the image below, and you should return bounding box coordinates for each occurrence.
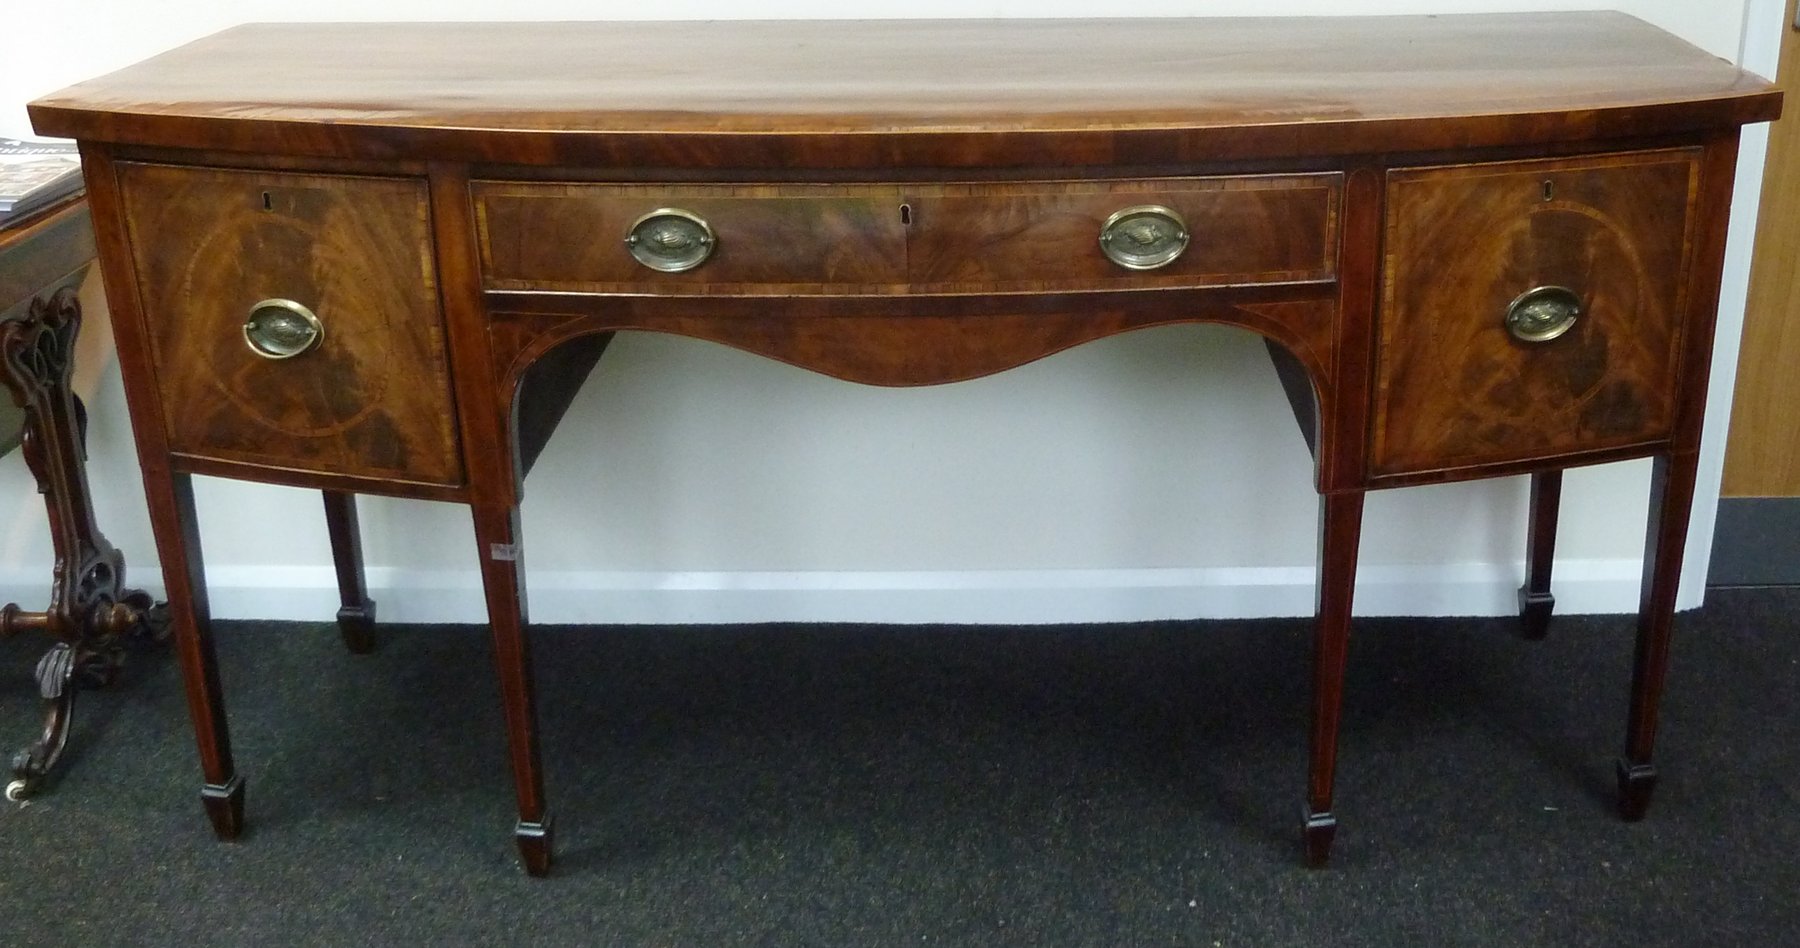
[117,163,462,488]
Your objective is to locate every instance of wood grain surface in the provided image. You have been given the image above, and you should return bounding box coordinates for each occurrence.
[28,15,1780,168]
[0,199,93,315]
[476,174,1336,295]
[1371,150,1701,478]
[486,292,1336,392]
[475,182,907,292]
[39,13,1779,874]
[904,175,1337,291]
[115,163,462,486]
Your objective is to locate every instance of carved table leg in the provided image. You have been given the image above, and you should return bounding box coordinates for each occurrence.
[1516,469,1562,641]
[473,502,552,875]
[0,287,167,800]
[323,491,377,654]
[3,601,159,800]
[1304,489,1364,867]
[8,644,82,800]
[1617,452,1698,821]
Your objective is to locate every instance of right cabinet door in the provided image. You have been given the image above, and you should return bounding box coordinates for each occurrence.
[1371,149,1702,480]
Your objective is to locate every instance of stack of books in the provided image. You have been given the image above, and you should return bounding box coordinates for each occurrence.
[0,138,83,227]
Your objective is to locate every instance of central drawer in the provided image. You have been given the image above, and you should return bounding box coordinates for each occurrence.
[472,174,1340,296]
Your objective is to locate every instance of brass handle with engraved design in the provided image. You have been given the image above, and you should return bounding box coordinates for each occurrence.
[1099,205,1190,270]
[625,208,716,273]
[243,298,323,359]
[1504,286,1582,344]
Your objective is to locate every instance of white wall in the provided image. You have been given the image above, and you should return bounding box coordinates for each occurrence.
[0,1,1777,623]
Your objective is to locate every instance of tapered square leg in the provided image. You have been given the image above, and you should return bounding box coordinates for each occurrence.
[473,503,553,877]
[143,470,243,842]
[1516,470,1562,641]
[323,491,377,654]
[1617,453,1697,823]
[1304,490,1364,867]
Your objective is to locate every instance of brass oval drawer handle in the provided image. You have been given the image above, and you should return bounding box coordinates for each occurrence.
[1504,286,1582,343]
[243,298,323,359]
[1099,205,1189,271]
[624,208,716,273]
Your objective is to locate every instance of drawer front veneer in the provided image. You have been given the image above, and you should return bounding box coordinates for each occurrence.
[1371,150,1701,478]
[117,163,463,486]
[904,175,1339,291]
[474,175,1338,296]
[475,183,908,294]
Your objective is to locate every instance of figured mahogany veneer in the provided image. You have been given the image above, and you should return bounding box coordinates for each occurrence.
[475,175,1338,296]
[486,294,1338,391]
[1373,149,1702,479]
[28,14,1781,878]
[476,183,908,293]
[904,176,1338,291]
[116,163,461,487]
[27,16,1778,166]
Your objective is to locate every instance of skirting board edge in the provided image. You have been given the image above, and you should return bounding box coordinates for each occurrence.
[0,558,1677,625]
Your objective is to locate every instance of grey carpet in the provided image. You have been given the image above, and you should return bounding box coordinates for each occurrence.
[2,586,1798,946]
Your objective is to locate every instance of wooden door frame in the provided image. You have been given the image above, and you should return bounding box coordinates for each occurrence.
[1712,0,1800,585]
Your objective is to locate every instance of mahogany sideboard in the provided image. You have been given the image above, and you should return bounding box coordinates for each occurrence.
[28,14,1782,876]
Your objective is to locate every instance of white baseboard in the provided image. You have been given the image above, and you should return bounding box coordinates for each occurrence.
[0,558,1666,625]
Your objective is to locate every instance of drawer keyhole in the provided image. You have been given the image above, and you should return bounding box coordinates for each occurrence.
[900,203,911,226]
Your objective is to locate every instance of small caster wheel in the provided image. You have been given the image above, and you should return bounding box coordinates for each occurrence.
[5,779,30,802]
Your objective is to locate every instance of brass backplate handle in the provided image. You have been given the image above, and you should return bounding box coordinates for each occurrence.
[243,298,323,359]
[1099,205,1190,270]
[1504,286,1582,343]
[625,207,716,273]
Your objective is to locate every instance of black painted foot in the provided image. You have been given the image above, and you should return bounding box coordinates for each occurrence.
[1302,809,1336,867]
[336,599,377,654]
[201,774,246,840]
[1516,586,1554,641]
[516,815,554,877]
[1616,760,1657,821]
